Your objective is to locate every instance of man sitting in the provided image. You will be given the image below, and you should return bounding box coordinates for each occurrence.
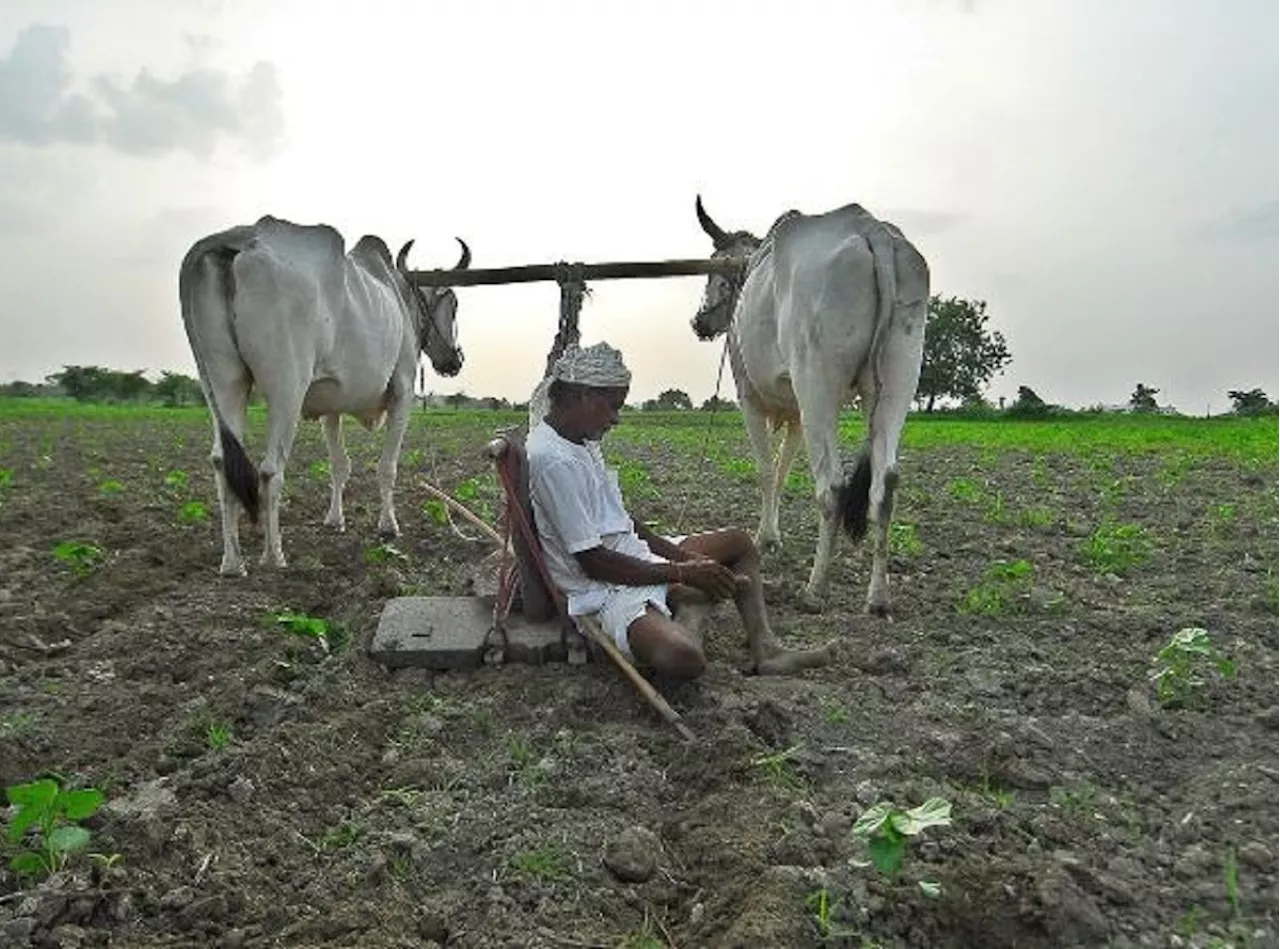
[526,341,833,678]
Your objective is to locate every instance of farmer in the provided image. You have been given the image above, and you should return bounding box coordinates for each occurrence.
[525,341,834,679]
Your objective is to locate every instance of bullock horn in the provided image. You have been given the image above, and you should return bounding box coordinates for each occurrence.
[454,237,471,270]
[695,194,730,248]
[396,239,415,272]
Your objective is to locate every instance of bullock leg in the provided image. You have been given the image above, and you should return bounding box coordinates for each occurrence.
[740,399,782,550]
[859,313,925,617]
[768,421,805,541]
[792,372,848,612]
[258,395,304,569]
[321,414,351,532]
[375,385,413,539]
[206,379,251,577]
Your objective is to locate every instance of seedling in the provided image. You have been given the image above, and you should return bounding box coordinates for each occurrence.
[365,542,410,566]
[805,887,858,942]
[178,501,209,525]
[851,797,952,892]
[0,467,13,489]
[509,844,572,882]
[751,743,805,790]
[97,479,124,497]
[269,610,347,654]
[162,469,189,492]
[1080,520,1152,575]
[4,778,104,879]
[319,820,362,852]
[959,559,1034,615]
[422,499,448,525]
[1149,627,1235,709]
[52,540,104,577]
[888,522,924,557]
[205,722,232,750]
[945,477,982,504]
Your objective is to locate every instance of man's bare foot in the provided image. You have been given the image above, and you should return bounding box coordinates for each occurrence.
[753,639,838,676]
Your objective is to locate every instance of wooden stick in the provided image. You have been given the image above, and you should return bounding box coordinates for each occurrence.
[418,479,507,549]
[408,255,748,288]
[576,614,696,742]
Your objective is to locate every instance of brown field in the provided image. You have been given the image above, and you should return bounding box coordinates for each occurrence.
[0,403,1276,948]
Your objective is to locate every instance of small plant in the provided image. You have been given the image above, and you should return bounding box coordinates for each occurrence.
[0,467,13,489]
[205,722,232,750]
[1149,627,1235,709]
[308,460,331,481]
[945,477,982,504]
[319,820,362,852]
[178,501,209,525]
[365,542,410,566]
[751,743,805,790]
[805,887,857,942]
[52,540,104,577]
[97,478,124,497]
[888,522,924,557]
[162,469,189,492]
[1018,506,1056,529]
[851,797,952,892]
[959,559,1034,615]
[5,778,105,879]
[1080,520,1152,575]
[422,498,448,525]
[269,610,347,654]
[820,697,850,725]
[509,844,572,882]
[1050,782,1100,819]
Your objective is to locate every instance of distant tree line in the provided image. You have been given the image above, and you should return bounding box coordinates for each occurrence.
[0,366,207,406]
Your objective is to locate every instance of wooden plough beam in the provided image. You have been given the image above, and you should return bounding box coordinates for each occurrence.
[407,256,748,288]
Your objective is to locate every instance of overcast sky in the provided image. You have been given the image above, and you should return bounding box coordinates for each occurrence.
[0,0,1275,413]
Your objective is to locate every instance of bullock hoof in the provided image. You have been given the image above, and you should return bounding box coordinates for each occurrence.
[260,551,287,569]
[218,559,247,578]
[377,518,401,540]
[324,513,346,532]
[797,590,825,614]
[866,600,892,619]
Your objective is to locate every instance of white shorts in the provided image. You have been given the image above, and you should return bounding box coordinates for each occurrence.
[574,583,670,660]
[571,535,687,660]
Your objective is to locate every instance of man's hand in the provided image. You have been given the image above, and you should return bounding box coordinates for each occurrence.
[676,558,742,601]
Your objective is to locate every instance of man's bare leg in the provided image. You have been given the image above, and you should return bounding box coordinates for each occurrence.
[626,606,707,679]
[678,528,834,675]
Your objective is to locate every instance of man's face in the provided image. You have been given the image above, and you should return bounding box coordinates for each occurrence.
[578,385,628,441]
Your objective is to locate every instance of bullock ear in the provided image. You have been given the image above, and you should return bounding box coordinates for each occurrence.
[396,240,415,272]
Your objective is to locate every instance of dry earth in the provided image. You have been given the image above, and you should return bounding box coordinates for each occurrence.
[0,407,1276,949]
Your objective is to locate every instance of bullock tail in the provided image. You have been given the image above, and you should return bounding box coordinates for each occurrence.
[836,445,872,542]
[178,234,261,523]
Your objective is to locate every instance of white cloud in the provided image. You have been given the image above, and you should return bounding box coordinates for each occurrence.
[0,22,283,160]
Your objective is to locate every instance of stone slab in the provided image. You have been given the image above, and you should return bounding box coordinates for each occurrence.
[369,596,591,670]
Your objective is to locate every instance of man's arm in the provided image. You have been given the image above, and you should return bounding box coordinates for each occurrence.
[633,518,698,564]
[574,545,682,587]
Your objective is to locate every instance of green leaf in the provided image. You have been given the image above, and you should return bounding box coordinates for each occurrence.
[57,788,104,821]
[891,797,953,836]
[867,834,904,876]
[850,801,894,839]
[9,850,48,877]
[6,778,58,810]
[48,825,91,855]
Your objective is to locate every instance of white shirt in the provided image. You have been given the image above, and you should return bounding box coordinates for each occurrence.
[526,420,664,616]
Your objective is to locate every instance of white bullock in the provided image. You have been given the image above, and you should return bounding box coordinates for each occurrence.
[691,197,929,614]
[178,215,469,576]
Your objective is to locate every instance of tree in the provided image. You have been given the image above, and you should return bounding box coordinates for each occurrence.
[700,395,737,411]
[1005,385,1052,419]
[916,296,1011,412]
[1129,383,1160,413]
[652,388,692,410]
[1227,387,1276,416]
[154,371,205,407]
